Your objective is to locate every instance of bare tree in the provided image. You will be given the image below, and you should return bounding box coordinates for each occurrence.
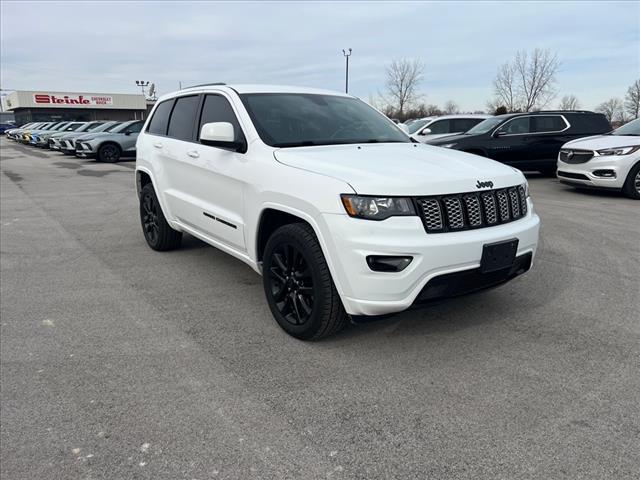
[491,48,560,112]
[625,79,640,119]
[443,100,459,114]
[558,94,580,110]
[424,104,442,116]
[596,98,625,123]
[492,61,519,112]
[385,58,425,116]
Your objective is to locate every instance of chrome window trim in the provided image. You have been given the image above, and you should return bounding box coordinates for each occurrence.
[493,114,570,137]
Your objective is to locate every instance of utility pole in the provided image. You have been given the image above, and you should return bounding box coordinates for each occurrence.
[342,48,352,93]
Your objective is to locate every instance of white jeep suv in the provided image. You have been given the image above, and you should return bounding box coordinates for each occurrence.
[136,84,540,339]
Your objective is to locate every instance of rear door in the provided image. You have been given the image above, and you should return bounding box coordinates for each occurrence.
[528,114,571,163]
[180,94,247,250]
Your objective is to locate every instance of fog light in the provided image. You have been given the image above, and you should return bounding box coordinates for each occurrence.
[592,170,616,178]
[366,255,413,272]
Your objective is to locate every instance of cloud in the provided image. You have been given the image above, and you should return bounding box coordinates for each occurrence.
[1,0,638,111]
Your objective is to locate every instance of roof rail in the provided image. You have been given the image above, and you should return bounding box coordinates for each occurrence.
[532,110,593,114]
[183,82,226,89]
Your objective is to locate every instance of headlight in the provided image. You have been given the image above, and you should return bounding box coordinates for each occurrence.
[440,143,457,149]
[597,146,640,156]
[341,195,416,220]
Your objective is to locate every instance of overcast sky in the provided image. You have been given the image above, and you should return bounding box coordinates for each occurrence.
[1,1,638,111]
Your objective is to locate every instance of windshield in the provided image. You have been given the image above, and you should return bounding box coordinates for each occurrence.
[89,122,119,133]
[408,118,432,134]
[110,121,136,133]
[466,116,507,135]
[612,118,640,136]
[240,93,409,148]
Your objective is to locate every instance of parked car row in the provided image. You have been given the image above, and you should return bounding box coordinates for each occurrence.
[4,119,144,162]
[411,111,638,199]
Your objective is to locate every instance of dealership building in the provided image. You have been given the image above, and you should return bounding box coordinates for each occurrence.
[3,90,154,125]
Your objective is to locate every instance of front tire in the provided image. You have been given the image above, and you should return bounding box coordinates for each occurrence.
[262,223,348,340]
[622,162,640,200]
[98,143,121,163]
[139,183,182,251]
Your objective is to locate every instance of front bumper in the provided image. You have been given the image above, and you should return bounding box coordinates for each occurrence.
[75,142,95,158]
[49,138,62,150]
[557,155,636,190]
[319,201,540,316]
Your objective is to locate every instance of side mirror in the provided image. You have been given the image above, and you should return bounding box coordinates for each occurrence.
[494,129,507,137]
[200,122,246,152]
[397,123,409,134]
[420,128,432,135]
[124,130,132,135]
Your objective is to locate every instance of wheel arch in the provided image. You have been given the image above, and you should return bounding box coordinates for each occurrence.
[255,204,346,296]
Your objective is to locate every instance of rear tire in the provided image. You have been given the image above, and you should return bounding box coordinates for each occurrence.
[98,143,121,163]
[139,183,182,251]
[622,162,640,200]
[262,223,348,340]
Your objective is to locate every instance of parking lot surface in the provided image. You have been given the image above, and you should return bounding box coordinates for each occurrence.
[1,136,639,479]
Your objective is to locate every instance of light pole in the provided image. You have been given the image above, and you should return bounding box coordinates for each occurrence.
[135,80,150,98]
[342,48,352,93]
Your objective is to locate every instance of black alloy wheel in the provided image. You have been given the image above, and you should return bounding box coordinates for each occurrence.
[98,144,120,162]
[139,183,182,250]
[141,191,160,246]
[262,223,348,340]
[267,243,315,326]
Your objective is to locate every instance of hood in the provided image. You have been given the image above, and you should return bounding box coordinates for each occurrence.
[274,143,523,196]
[563,134,640,150]
[73,132,112,142]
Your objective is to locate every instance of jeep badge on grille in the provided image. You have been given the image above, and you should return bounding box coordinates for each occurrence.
[476,180,494,189]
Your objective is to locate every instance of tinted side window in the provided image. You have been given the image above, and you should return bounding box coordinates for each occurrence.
[199,94,244,142]
[127,121,144,134]
[148,100,174,135]
[452,118,482,132]
[532,115,567,133]
[500,117,531,134]
[426,119,449,134]
[167,95,200,141]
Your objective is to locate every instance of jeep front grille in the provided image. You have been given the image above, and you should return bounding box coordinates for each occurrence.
[415,185,528,233]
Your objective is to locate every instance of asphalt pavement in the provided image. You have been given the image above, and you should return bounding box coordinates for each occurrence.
[1,137,639,479]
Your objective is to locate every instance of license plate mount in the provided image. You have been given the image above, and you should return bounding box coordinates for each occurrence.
[480,238,519,273]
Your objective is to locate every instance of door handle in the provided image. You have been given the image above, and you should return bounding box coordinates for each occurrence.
[187,150,200,158]
[153,142,163,148]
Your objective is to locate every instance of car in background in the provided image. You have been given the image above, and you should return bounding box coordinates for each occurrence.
[412,114,490,142]
[426,111,612,175]
[47,122,93,150]
[557,118,640,199]
[76,120,144,162]
[31,122,84,148]
[0,122,16,135]
[6,122,42,140]
[35,121,85,148]
[20,122,59,143]
[59,121,120,155]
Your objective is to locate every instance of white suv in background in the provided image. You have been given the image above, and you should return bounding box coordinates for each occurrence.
[411,114,490,142]
[557,118,640,199]
[136,84,540,339]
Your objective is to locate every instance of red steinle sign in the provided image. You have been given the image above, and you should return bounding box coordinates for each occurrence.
[33,93,114,106]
